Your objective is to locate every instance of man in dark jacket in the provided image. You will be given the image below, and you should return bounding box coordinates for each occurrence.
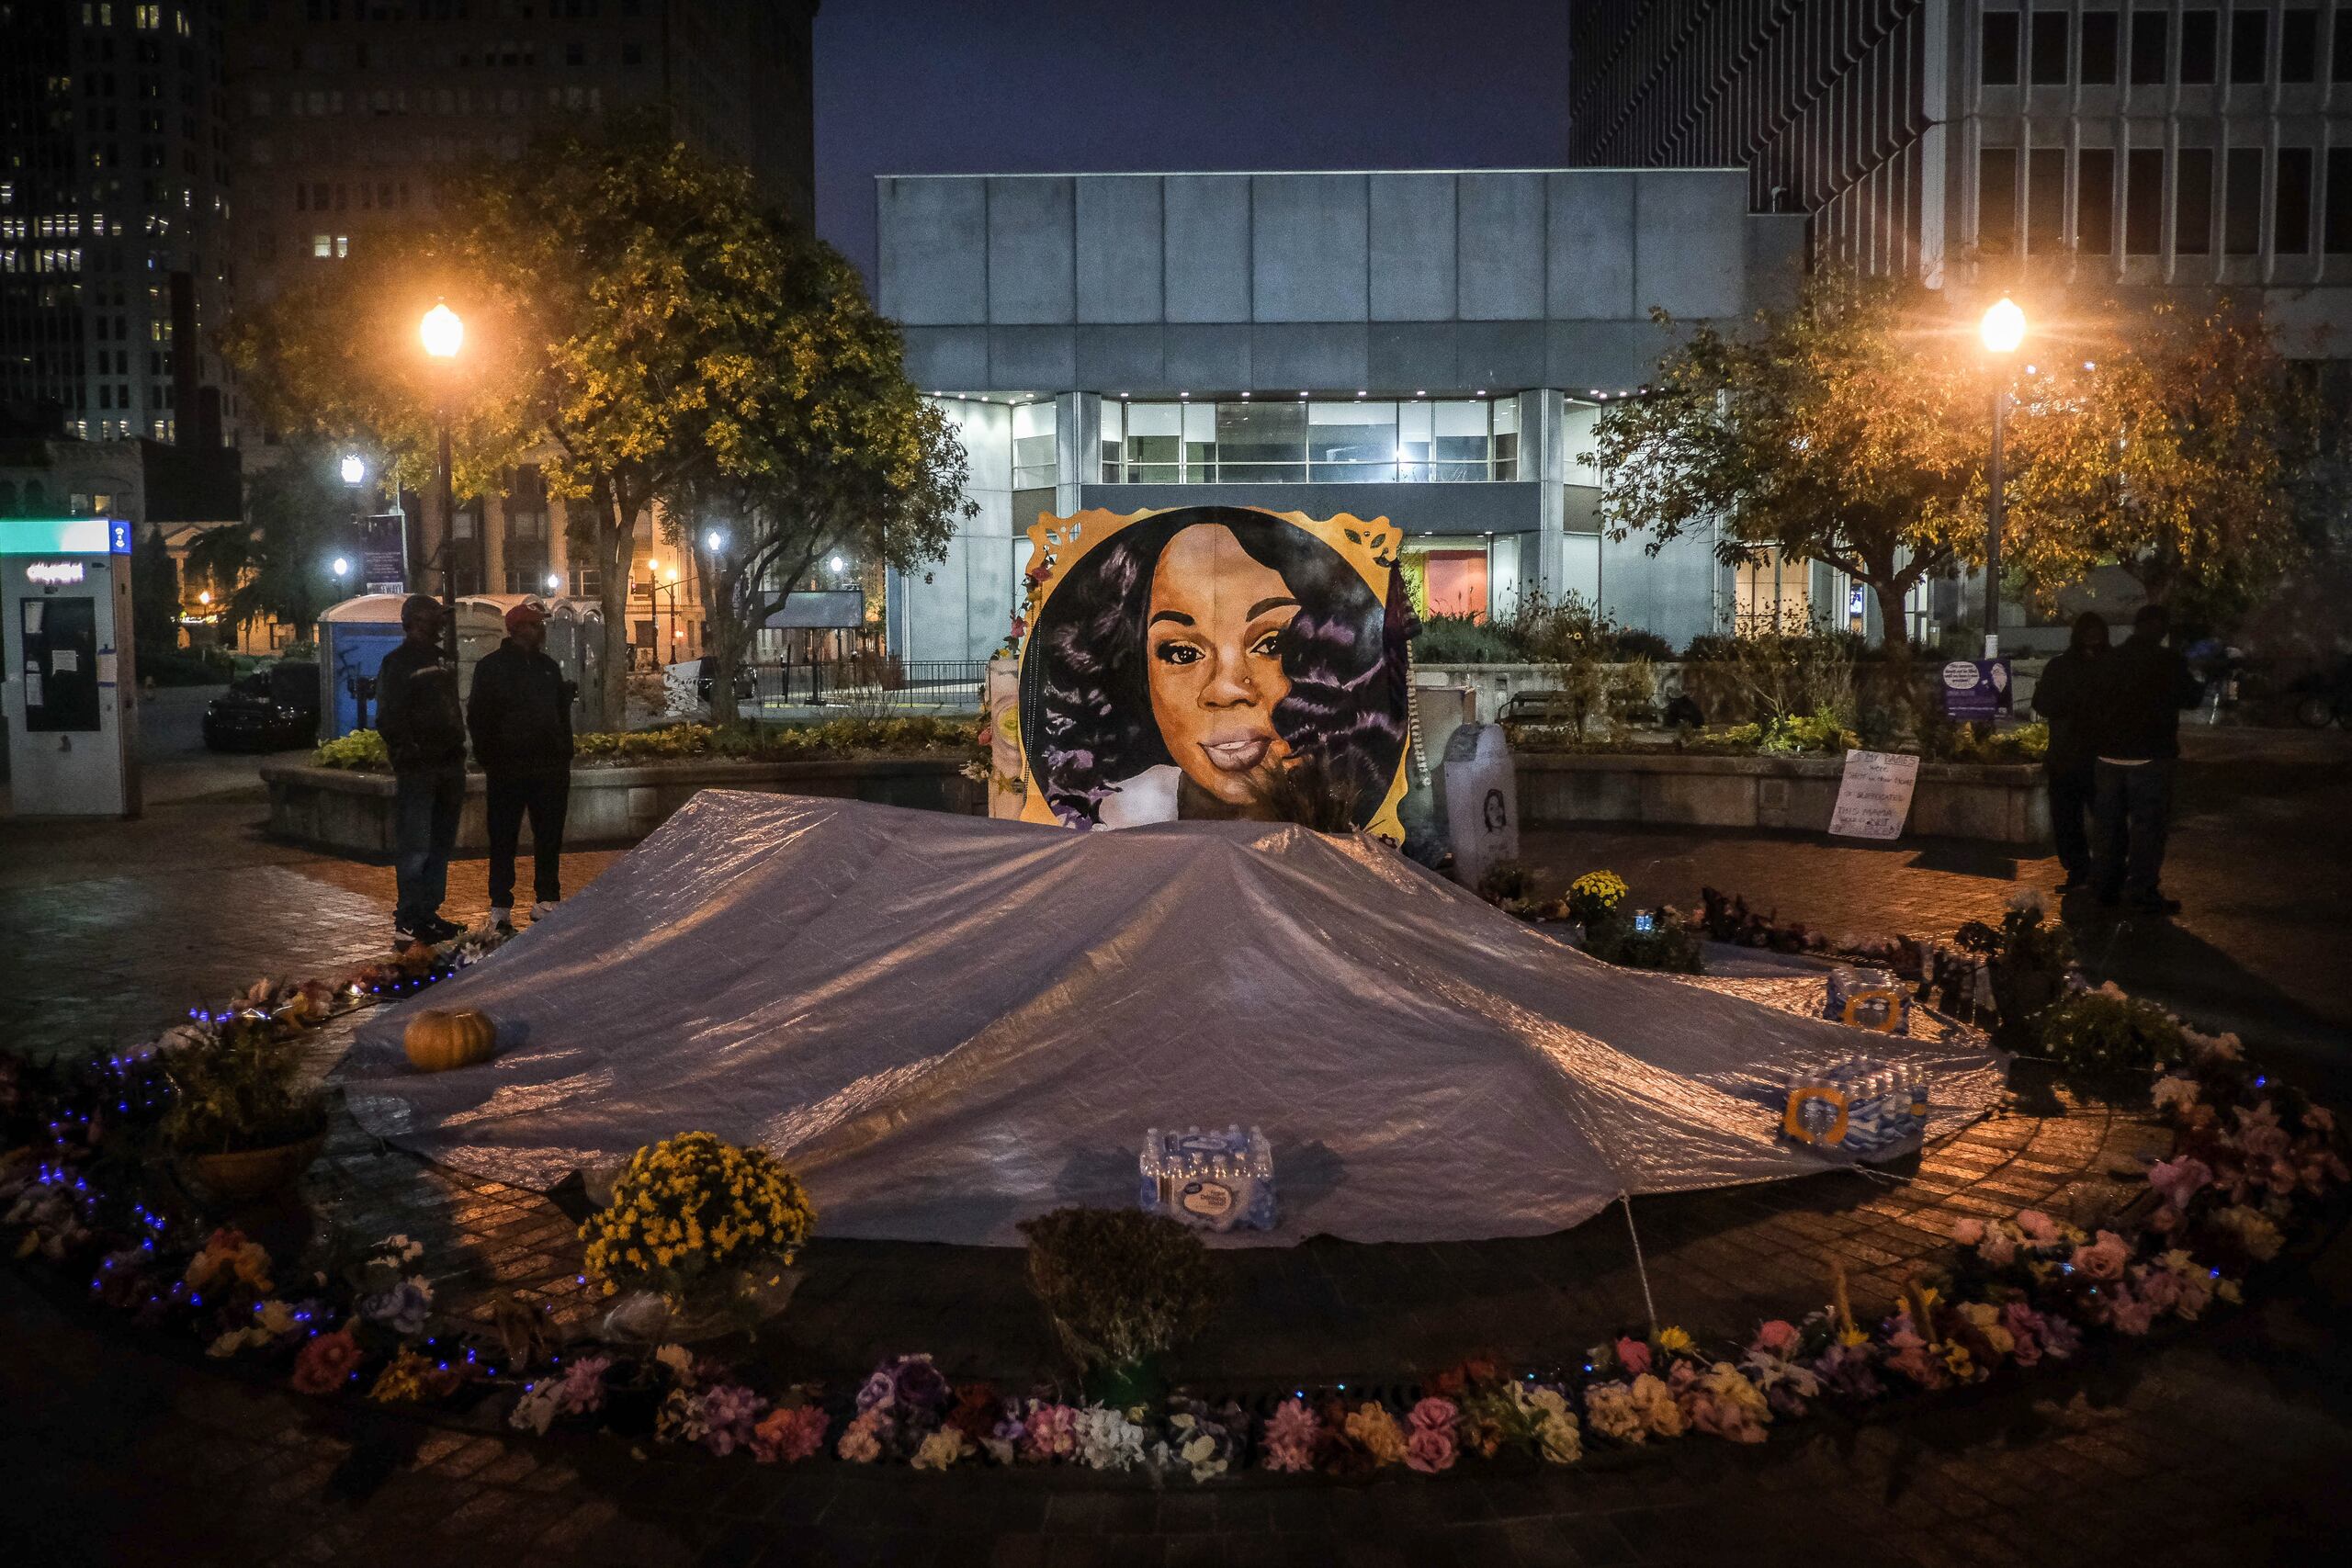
[2030,612,2109,892]
[467,600,575,930]
[2090,604,2203,914]
[376,593,468,945]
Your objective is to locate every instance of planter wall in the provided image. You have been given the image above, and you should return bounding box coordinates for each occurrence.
[260,758,983,858]
[1417,660,2048,728]
[1513,752,2048,845]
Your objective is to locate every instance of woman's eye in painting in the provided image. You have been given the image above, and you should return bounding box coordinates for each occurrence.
[1155,640,1204,667]
[1249,628,1284,660]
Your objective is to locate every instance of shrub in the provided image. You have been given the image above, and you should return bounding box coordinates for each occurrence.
[1956,896,2074,1043]
[312,728,389,770]
[578,1132,816,1301]
[161,1016,327,1155]
[1609,628,1676,661]
[1413,613,1519,665]
[2039,987,2185,1083]
[1583,909,1704,974]
[1018,1207,1222,1377]
[141,646,239,687]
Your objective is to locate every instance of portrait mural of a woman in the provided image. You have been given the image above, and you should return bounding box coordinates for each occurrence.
[1017,505,1411,838]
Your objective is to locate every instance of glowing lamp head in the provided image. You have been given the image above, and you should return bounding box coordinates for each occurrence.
[828,554,845,574]
[546,572,562,592]
[663,565,678,581]
[705,529,725,552]
[421,302,464,359]
[198,590,211,605]
[339,454,365,486]
[1980,297,2026,355]
[331,557,351,578]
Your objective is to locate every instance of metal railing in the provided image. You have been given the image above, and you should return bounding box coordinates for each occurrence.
[743,658,988,712]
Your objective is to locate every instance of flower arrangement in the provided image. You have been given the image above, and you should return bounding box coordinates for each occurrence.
[1566,869,1629,927]
[157,1007,327,1156]
[2038,983,2186,1083]
[1017,1207,1222,1402]
[578,1132,816,1303]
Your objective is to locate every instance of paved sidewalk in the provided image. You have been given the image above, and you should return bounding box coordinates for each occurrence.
[4,726,2349,1565]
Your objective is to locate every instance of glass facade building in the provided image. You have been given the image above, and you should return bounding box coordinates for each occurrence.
[876,168,1812,663]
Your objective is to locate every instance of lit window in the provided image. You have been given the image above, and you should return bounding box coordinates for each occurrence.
[311,232,331,256]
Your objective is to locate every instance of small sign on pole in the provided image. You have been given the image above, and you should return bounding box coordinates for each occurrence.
[1939,658,2012,721]
[1827,750,1920,840]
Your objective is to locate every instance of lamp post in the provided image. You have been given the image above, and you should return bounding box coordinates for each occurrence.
[1978,297,2025,660]
[421,300,464,662]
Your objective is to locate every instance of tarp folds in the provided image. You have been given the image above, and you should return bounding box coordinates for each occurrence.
[344,794,2006,1247]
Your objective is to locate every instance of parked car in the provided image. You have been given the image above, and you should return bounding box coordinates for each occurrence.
[202,660,321,752]
[2289,655,2352,730]
[695,660,759,705]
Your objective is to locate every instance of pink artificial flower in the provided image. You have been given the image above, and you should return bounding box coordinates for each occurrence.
[751,1404,829,1464]
[2072,1230,2131,1281]
[2303,1105,2336,1135]
[2040,1314,2083,1359]
[290,1327,363,1395]
[1951,1218,1985,1247]
[2099,1285,2157,1336]
[1978,1228,2018,1268]
[2147,1156,2213,1211]
[1403,1424,1458,1473]
[2015,1210,2061,1246]
[1407,1396,1459,1434]
[1615,1337,1653,1377]
[1753,1320,1801,1356]
[1021,1401,1079,1463]
[1998,1302,2046,1367]
[1261,1399,1320,1473]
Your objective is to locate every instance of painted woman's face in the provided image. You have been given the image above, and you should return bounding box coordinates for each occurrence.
[1145,525,1299,806]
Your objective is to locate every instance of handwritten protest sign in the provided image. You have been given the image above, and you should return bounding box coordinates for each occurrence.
[1827,750,1920,840]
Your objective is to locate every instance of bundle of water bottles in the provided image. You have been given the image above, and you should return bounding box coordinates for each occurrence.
[1138,1124,1276,1234]
[1779,1056,1931,1161]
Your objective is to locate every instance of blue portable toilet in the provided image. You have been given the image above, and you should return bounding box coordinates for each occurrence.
[316,593,505,739]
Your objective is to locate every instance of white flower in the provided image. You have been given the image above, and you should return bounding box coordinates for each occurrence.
[2007,887,2049,917]
[1073,1404,1150,1472]
[509,1382,561,1435]
[2151,1075,2202,1112]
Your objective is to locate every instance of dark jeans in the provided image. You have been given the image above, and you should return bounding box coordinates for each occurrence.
[393,764,466,930]
[486,771,570,908]
[2045,761,2099,877]
[2093,759,2174,900]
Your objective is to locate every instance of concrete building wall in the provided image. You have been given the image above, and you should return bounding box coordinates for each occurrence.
[877,170,1805,663]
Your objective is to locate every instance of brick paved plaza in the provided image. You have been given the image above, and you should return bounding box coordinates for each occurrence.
[5,701,2349,1566]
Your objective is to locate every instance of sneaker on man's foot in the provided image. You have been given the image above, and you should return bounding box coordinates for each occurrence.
[393,922,423,949]
[418,915,467,944]
[527,900,559,923]
[489,907,514,933]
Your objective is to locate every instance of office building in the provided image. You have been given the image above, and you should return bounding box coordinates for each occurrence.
[1,1,237,449]
[1569,1,2352,333]
[874,168,1816,662]
[222,0,819,656]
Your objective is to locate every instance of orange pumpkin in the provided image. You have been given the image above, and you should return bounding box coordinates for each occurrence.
[404,1008,497,1073]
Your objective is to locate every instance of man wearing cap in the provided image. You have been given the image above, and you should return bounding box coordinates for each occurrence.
[467,600,576,931]
[376,593,469,945]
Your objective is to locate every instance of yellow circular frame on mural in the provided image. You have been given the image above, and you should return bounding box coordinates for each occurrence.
[1013,505,1411,842]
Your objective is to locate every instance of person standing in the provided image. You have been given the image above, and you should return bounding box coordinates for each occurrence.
[376,594,469,946]
[2090,604,2203,915]
[2030,612,2109,892]
[466,600,575,931]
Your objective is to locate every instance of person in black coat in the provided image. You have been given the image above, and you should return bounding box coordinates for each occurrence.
[2089,603,2203,914]
[376,593,469,945]
[2030,612,2109,892]
[467,601,576,930]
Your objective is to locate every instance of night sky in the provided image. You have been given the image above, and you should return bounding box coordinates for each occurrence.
[811,0,1574,283]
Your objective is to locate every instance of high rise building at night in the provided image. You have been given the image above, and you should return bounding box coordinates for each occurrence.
[1568,1,2352,341]
[1,1,237,449]
[225,0,819,317]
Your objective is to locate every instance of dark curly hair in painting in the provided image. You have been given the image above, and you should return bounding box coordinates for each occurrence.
[1018,507,1408,829]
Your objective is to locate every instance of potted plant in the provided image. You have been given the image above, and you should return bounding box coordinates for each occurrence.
[161,1005,331,1202]
[1018,1206,1223,1406]
[579,1131,817,1343]
[1957,894,2074,1047]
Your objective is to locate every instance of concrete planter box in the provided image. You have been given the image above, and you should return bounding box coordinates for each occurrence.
[1513,751,2048,845]
[260,758,983,858]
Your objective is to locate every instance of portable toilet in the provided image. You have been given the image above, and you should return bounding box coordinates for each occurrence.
[316,594,505,739]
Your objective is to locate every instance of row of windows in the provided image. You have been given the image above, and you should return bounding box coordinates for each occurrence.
[253,80,610,118]
[1981,143,2352,257]
[1096,398,1522,486]
[294,180,413,211]
[1983,7,2352,90]
[266,2,636,20]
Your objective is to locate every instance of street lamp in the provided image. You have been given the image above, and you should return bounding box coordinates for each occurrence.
[339,454,365,487]
[331,557,351,580]
[705,528,726,553]
[1978,297,2025,659]
[546,572,563,593]
[422,300,464,661]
